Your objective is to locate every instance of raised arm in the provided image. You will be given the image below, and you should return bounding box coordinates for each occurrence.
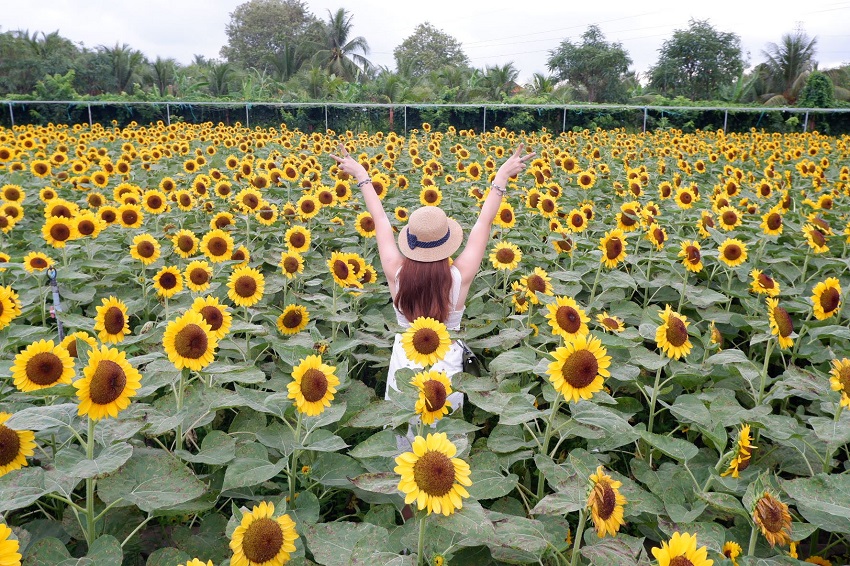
[453,144,535,285]
[329,144,404,280]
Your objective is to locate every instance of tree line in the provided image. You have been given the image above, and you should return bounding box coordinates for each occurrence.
[1,0,848,109]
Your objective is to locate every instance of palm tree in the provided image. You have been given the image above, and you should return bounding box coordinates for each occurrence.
[205,61,236,97]
[525,73,555,97]
[266,44,307,83]
[484,63,519,100]
[148,57,177,97]
[760,28,818,104]
[313,8,372,82]
[101,43,146,93]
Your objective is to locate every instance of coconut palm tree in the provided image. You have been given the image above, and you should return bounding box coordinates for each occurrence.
[313,8,373,82]
[760,28,818,104]
[101,42,146,93]
[484,62,519,100]
[525,73,556,97]
[148,57,177,97]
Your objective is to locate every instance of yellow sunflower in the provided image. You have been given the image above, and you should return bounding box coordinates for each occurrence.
[546,296,589,340]
[117,203,143,228]
[42,216,77,248]
[767,297,794,349]
[588,466,627,538]
[355,211,377,238]
[420,187,443,207]
[284,225,311,253]
[412,370,453,425]
[395,207,409,222]
[230,245,250,268]
[75,211,103,239]
[0,412,37,477]
[171,230,199,259]
[184,260,213,292]
[830,358,850,408]
[489,242,522,270]
[200,229,235,263]
[327,251,361,288]
[0,285,22,330]
[811,277,842,320]
[674,188,696,209]
[722,541,742,566]
[287,355,339,416]
[296,194,321,220]
[753,491,792,547]
[678,240,703,273]
[189,296,232,341]
[521,267,554,305]
[59,330,98,359]
[227,266,265,308]
[803,224,829,254]
[94,296,130,343]
[11,339,75,392]
[750,269,780,297]
[162,310,218,371]
[153,266,184,299]
[599,229,628,269]
[596,312,624,333]
[142,189,169,214]
[651,532,713,566]
[178,560,214,566]
[566,209,588,233]
[74,345,142,421]
[655,306,692,360]
[129,233,161,265]
[277,304,309,335]
[229,501,299,566]
[394,432,472,516]
[547,334,611,403]
[211,212,235,230]
[401,317,452,367]
[718,238,748,268]
[23,251,53,273]
[721,424,756,478]
[717,206,742,231]
[280,251,304,280]
[0,524,21,566]
[493,202,516,229]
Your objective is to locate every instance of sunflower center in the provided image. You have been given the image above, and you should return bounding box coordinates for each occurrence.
[25,351,65,386]
[620,212,636,227]
[318,191,333,205]
[542,200,555,213]
[243,194,259,208]
[811,228,826,247]
[527,275,546,293]
[722,210,737,225]
[52,205,72,218]
[680,192,692,204]
[666,316,688,347]
[174,324,209,359]
[198,306,224,331]
[424,190,438,203]
[282,256,300,274]
[757,498,785,533]
[412,328,440,355]
[136,241,155,258]
[500,209,513,223]
[148,196,163,208]
[301,200,315,213]
[88,360,128,405]
[765,213,781,230]
[289,232,306,249]
[820,288,840,313]
[215,216,231,228]
[570,214,584,228]
[31,257,48,269]
[281,309,303,329]
[561,349,598,389]
[333,260,349,280]
[423,379,447,412]
[555,306,582,334]
[602,317,619,330]
[190,268,209,286]
[496,248,515,264]
[0,424,21,466]
[300,368,329,402]
[103,306,125,335]
[50,223,71,241]
[241,517,284,564]
[758,273,775,289]
[360,217,376,232]
[101,210,116,223]
[593,481,616,520]
[413,450,456,497]
[232,249,246,262]
[686,246,700,264]
[78,220,95,236]
[669,557,694,566]
[122,210,138,224]
[177,236,194,252]
[605,237,623,260]
[653,228,665,244]
[772,306,793,337]
[159,272,178,290]
[723,244,741,261]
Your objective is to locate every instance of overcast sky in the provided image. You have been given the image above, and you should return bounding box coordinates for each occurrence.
[3,0,849,83]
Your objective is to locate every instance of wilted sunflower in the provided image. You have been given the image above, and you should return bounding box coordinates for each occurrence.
[0,412,37,477]
[171,230,199,258]
[355,211,377,238]
[227,266,265,308]
[277,304,309,335]
[718,238,748,267]
[163,310,218,371]
[394,432,472,516]
[829,358,850,408]
[599,229,627,269]
[59,330,98,359]
[489,242,522,270]
[229,501,299,566]
[284,225,311,253]
[547,333,611,403]
[588,466,627,538]
[412,370,453,425]
[200,229,235,263]
[656,305,692,360]
[750,269,780,297]
[0,285,22,330]
[42,216,77,248]
[596,312,624,333]
[153,266,183,299]
[11,339,75,392]
[184,260,212,292]
[546,296,589,340]
[94,296,130,343]
[327,251,361,288]
[803,224,829,254]
[494,202,516,229]
[721,424,756,478]
[75,345,142,421]
[189,296,232,341]
[753,491,792,547]
[766,297,794,349]
[651,532,713,566]
[402,317,452,367]
[811,277,842,320]
[287,355,339,416]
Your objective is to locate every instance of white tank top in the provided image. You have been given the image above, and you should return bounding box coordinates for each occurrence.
[393,265,465,330]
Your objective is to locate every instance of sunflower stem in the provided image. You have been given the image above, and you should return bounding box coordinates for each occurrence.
[756,339,775,407]
[643,248,653,308]
[587,261,603,307]
[289,410,303,501]
[175,368,188,452]
[569,509,587,566]
[417,513,427,566]
[647,365,664,468]
[824,404,844,473]
[85,417,96,546]
[724,270,734,312]
[121,514,153,548]
[677,269,688,313]
[536,395,562,500]
[747,520,759,556]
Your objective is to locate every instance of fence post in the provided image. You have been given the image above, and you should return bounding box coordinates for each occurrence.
[245,104,250,128]
[325,104,329,131]
[7,103,13,128]
[723,110,728,132]
[88,103,93,127]
[483,107,486,133]
[642,107,648,133]
[803,111,809,132]
[404,106,407,134]
[166,103,170,127]
[562,107,567,132]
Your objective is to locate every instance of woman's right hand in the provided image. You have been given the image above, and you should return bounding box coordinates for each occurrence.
[329,144,370,183]
[495,143,535,184]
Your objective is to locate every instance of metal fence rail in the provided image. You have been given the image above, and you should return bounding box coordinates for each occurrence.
[2,100,849,134]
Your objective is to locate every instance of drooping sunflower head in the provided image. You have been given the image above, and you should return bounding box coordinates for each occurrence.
[650,531,713,566]
[287,355,340,416]
[678,240,703,273]
[803,224,830,254]
[393,432,472,516]
[750,269,780,297]
[587,466,627,538]
[753,491,792,547]
[190,296,232,341]
[412,370,453,425]
[721,424,756,478]
[229,501,299,566]
[811,277,842,320]
[489,242,522,271]
[75,345,142,421]
[0,412,37,477]
[401,317,452,367]
[162,310,218,371]
[547,334,611,403]
[546,296,589,340]
[656,305,692,360]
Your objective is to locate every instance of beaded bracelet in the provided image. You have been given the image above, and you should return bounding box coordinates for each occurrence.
[356,178,373,188]
[491,182,506,195]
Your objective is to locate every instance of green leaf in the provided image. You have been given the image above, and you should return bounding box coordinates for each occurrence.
[467,452,518,500]
[22,537,72,566]
[221,458,286,492]
[98,448,206,513]
[175,430,236,465]
[300,429,348,452]
[349,472,400,495]
[54,442,133,479]
[782,473,850,534]
[580,533,646,566]
[487,347,538,377]
[696,491,748,518]
[144,548,192,566]
[86,535,123,565]
[349,430,401,459]
[498,394,542,425]
[290,490,321,526]
[570,402,639,451]
[0,468,50,512]
[486,424,535,453]
[310,453,367,487]
[4,403,79,431]
[640,431,699,461]
[431,499,495,541]
[484,512,549,564]
[629,347,669,370]
[303,522,391,566]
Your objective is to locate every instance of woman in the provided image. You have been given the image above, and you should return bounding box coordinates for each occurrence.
[330,143,535,411]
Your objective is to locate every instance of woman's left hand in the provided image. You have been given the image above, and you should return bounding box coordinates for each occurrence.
[495,143,536,183]
[329,144,370,183]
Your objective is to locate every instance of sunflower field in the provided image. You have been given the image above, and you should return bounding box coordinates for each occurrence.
[0,120,849,566]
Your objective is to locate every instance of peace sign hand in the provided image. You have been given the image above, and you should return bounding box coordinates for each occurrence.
[495,143,536,183]
[329,144,369,183]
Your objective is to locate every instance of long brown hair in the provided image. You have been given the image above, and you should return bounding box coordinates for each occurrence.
[394,257,452,322]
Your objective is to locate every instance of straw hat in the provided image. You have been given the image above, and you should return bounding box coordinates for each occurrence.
[398,206,464,262]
